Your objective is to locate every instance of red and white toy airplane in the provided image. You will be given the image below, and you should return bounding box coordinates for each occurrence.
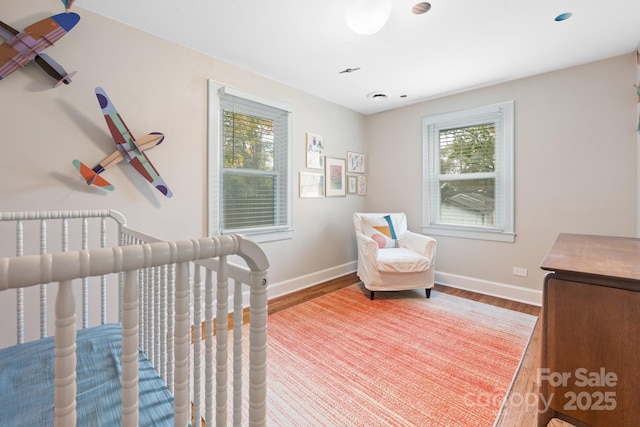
[73,87,173,198]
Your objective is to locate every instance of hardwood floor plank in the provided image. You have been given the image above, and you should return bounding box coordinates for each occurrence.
[268,273,359,316]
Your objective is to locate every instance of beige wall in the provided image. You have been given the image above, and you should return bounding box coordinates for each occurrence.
[365,54,638,302]
[0,2,367,292]
[1,2,638,307]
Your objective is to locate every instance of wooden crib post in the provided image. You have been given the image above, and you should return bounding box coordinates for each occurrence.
[54,280,77,427]
[249,271,268,427]
[121,269,140,427]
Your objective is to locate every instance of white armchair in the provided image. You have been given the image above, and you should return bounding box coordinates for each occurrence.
[353,212,437,300]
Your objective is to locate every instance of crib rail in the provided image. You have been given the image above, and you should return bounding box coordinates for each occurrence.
[0,209,126,343]
[119,225,269,426]
[0,210,269,427]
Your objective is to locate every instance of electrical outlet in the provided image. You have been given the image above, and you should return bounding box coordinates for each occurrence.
[512,267,528,277]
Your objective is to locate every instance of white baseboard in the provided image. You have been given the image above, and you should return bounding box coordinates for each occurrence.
[235,264,541,309]
[224,262,357,313]
[266,261,358,300]
[435,271,542,307]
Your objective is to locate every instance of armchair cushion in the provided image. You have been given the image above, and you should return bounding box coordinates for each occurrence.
[361,214,398,249]
[376,248,431,273]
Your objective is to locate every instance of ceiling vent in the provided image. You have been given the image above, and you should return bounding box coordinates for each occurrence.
[412,2,431,15]
[367,91,390,100]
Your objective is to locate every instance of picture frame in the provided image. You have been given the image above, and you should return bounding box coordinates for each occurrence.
[357,175,367,196]
[347,151,365,174]
[299,172,324,198]
[306,132,324,169]
[325,157,346,197]
[347,175,357,195]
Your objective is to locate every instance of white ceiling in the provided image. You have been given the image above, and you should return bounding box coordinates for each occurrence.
[75,0,640,115]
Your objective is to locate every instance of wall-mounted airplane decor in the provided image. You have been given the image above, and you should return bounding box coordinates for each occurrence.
[0,12,80,86]
[73,87,173,198]
[61,0,76,13]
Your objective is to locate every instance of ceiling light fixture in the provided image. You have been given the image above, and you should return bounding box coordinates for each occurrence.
[346,0,392,35]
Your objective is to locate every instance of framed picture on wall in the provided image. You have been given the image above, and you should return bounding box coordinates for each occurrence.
[347,175,357,194]
[299,172,324,198]
[325,157,346,197]
[347,151,365,174]
[306,132,324,169]
[357,175,367,196]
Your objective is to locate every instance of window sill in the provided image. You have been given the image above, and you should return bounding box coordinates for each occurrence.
[421,225,515,243]
[226,229,294,244]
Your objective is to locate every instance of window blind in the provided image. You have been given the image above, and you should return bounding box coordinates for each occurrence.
[437,123,498,227]
[219,93,289,234]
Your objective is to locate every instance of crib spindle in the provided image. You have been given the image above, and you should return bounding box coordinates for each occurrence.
[139,268,145,355]
[61,218,69,252]
[200,268,211,425]
[174,261,190,426]
[81,217,89,329]
[121,269,140,427]
[16,219,24,344]
[233,278,243,426]
[39,219,47,339]
[144,266,152,362]
[167,262,176,394]
[159,264,168,382]
[216,255,229,426]
[193,264,203,425]
[153,266,161,370]
[100,217,108,324]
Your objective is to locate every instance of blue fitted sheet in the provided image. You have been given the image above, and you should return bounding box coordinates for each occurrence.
[0,324,174,426]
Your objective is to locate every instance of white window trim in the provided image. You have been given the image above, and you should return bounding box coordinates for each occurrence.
[421,101,515,242]
[207,79,294,243]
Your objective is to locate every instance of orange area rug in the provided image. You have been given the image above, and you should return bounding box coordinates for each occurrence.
[198,284,537,426]
[264,285,536,426]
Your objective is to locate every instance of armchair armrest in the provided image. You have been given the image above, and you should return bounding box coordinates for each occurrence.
[355,232,379,260]
[398,231,436,262]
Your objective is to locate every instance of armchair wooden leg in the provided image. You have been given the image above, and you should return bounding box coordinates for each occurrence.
[425,288,431,298]
[369,290,375,300]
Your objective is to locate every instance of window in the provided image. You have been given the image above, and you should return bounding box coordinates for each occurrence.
[208,81,293,242]
[422,101,514,242]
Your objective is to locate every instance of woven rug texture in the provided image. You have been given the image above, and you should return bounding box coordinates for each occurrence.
[198,284,537,426]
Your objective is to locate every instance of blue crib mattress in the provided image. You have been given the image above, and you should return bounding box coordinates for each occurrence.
[0,324,174,426]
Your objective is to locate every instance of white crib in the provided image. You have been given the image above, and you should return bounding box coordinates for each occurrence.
[0,210,269,426]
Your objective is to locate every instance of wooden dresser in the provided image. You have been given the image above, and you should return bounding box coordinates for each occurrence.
[538,233,640,427]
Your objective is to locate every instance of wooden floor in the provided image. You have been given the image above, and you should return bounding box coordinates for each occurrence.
[267,273,573,427]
